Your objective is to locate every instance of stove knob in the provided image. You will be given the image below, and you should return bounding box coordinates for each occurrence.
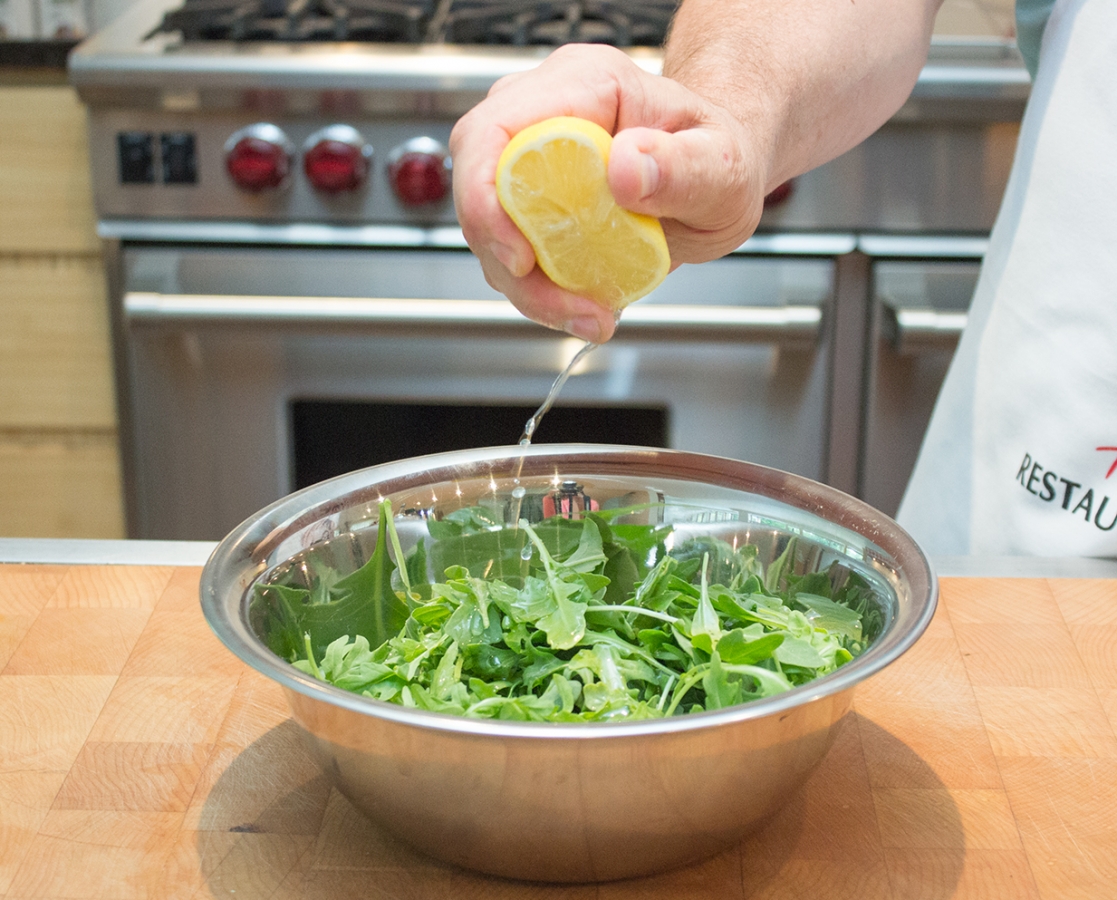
[388,137,452,206]
[303,125,373,193]
[224,123,294,192]
[763,179,795,208]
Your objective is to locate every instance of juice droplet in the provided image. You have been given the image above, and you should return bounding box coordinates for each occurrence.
[511,486,526,499]
[520,543,533,561]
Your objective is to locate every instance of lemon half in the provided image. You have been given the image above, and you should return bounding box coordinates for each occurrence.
[495,116,670,312]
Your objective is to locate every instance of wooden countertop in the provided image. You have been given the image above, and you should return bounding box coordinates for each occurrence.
[1,564,1115,899]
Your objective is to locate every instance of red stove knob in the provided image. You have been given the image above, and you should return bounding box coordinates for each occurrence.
[763,179,795,208]
[303,125,373,193]
[388,137,452,206]
[224,123,294,192]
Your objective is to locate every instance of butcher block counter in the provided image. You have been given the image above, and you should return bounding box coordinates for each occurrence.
[1,541,1116,900]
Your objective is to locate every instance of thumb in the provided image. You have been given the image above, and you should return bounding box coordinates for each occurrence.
[607,125,763,263]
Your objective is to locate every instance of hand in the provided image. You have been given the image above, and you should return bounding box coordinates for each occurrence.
[449,43,772,343]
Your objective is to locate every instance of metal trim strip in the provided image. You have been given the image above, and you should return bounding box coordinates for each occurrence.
[0,538,217,566]
[123,291,822,341]
[97,220,471,247]
[857,234,990,258]
[99,219,861,256]
[100,221,990,261]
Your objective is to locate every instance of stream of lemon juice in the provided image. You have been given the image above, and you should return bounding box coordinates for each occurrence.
[508,338,599,529]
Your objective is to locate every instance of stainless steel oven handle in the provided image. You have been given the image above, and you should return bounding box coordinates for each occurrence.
[123,292,822,344]
[881,304,968,353]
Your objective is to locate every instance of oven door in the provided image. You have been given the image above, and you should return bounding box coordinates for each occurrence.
[860,238,984,516]
[107,233,846,540]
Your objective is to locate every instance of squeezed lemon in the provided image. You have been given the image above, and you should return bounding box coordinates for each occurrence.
[495,116,670,311]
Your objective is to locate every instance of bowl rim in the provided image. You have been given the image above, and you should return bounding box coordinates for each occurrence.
[200,443,938,740]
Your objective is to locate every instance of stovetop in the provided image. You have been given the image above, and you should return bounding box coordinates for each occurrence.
[154,0,679,47]
[70,0,1028,111]
[68,0,677,104]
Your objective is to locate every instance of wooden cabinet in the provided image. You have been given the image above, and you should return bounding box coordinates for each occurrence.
[0,78,123,538]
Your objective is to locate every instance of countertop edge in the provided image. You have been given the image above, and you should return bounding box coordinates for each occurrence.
[0,539,1115,578]
[0,538,217,567]
[931,555,1117,578]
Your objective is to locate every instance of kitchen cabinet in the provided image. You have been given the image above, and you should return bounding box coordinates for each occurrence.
[0,75,123,538]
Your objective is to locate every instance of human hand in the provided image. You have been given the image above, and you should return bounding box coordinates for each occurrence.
[449,43,773,343]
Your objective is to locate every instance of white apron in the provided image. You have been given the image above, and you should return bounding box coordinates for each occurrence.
[896,0,1117,557]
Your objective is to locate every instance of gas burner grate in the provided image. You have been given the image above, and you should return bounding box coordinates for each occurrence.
[152,0,679,46]
[430,0,678,47]
[156,0,436,43]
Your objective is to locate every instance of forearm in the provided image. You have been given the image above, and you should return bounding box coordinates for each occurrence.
[664,0,945,191]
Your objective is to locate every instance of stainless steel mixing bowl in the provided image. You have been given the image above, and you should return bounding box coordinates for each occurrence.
[200,444,936,883]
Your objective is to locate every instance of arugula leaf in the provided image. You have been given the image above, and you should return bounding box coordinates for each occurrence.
[772,635,827,668]
[794,592,864,641]
[536,581,588,650]
[764,536,798,594]
[562,517,608,572]
[426,505,503,538]
[250,498,410,662]
[428,528,529,582]
[689,553,723,651]
[716,629,785,665]
[702,652,743,711]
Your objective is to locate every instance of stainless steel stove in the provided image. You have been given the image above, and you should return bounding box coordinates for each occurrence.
[70,0,1032,541]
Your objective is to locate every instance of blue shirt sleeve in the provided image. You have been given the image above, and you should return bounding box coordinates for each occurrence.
[1016,0,1056,78]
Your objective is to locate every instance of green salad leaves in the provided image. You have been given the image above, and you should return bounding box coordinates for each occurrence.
[249,500,882,723]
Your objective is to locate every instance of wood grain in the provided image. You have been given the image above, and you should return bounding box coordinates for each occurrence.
[0,435,124,538]
[0,253,114,430]
[1,567,1115,899]
[0,86,98,255]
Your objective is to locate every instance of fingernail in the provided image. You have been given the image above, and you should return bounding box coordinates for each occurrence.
[563,315,604,343]
[488,241,522,274]
[637,150,659,199]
